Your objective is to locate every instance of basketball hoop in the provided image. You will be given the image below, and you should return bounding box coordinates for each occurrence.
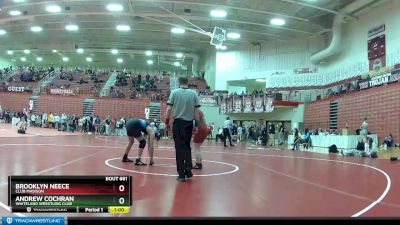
[210,27,226,47]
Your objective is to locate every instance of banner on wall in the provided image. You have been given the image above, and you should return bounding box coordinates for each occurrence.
[219,100,227,115]
[199,95,218,107]
[265,95,274,113]
[233,95,242,113]
[254,94,264,113]
[358,69,400,90]
[368,34,386,71]
[294,67,318,74]
[7,86,25,92]
[50,89,74,95]
[243,95,253,113]
[225,96,231,113]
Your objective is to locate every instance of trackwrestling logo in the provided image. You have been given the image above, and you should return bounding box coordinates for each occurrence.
[2,217,64,225]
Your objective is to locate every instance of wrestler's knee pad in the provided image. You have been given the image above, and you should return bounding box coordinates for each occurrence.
[139,139,146,149]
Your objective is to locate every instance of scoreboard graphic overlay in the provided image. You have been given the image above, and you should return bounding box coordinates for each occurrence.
[8,176,132,213]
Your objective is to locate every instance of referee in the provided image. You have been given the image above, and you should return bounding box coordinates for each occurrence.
[223,117,234,147]
[166,77,200,182]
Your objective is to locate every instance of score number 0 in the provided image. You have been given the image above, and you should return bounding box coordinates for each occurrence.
[118,185,126,205]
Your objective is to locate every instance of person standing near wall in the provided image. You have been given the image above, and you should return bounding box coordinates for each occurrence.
[223,117,234,147]
[237,125,243,142]
[268,122,276,146]
[165,77,201,182]
[278,122,286,145]
[360,118,368,142]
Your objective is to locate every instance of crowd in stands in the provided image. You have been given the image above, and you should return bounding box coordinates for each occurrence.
[110,71,173,101]
[0,66,13,80]
[1,63,211,102]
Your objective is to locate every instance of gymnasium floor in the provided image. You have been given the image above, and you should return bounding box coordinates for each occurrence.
[0,124,400,217]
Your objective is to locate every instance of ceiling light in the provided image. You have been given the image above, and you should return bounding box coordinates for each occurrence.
[256,79,266,82]
[9,10,22,16]
[52,49,57,53]
[76,48,84,54]
[270,18,286,26]
[62,57,69,62]
[210,9,227,18]
[116,25,130,31]
[37,57,43,62]
[176,53,183,58]
[46,5,62,13]
[0,29,6,35]
[23,49,30,54]
[227,32,241,39]
[174,62,180,67]
[147,60,154,65]
[216,45,227,50]
[65,24,79,31]
[117,58,123,63]
[7,50,13,55]
[107,3,123,12]
[20,57,26,62]
[145,51,152,56]
[30,26,43,32]
[13,0,26,2]
[86,57,92,62]
[111,49,119,55]
[171,27,185,34]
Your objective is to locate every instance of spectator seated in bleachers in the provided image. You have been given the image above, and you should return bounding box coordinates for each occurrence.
[60,72,74,81]
[77,78,89,84]
[20,67,35,82]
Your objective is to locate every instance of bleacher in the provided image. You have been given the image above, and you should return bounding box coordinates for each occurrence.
[1,64,210,102]
[42,70,110,97]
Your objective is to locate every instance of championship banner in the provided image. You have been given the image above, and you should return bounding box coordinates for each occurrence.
[199,96,217,107]
[264,95,274,113]
[368,34,386,71]
[219,100,227,115]
[226,96,233,113]
[254,94,264,113]
[233,95,242,113]
[50,89,74,95]
[243,95,253,113]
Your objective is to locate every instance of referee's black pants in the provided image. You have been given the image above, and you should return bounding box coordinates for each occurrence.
[173,119,193,177]
[223,128,232,147]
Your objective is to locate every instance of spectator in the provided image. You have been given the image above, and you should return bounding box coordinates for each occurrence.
[383,134,394,148]
[292,128,300,150]
[268,122,275,146]
[366,137,378,158]
[278,122,285,145]
[216,127,224,143]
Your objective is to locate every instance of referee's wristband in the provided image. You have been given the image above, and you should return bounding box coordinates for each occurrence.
[194,121,200,128]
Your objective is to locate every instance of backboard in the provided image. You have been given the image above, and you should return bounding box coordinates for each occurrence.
[210,27,226,47]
